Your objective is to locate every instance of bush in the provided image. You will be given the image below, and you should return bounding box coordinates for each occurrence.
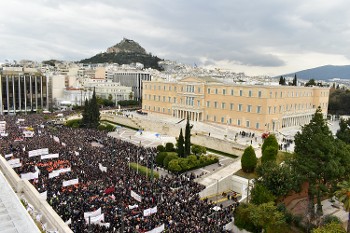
[250,183,276,205]
[261,146,278,164]
[163,154,179,168]
[155,152,168,166]
[168,159,182,173]
[65,119,82,128]
[234,204,261,233]
[97,123,115,132]
[165,142,175,152]
[241,146,258,173]
[157,145,166,152]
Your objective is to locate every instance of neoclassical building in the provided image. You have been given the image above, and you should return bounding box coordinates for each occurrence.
[0,68,50,114]
[142,77,330,132]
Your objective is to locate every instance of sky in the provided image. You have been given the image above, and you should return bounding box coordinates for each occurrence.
[1,0,350,76]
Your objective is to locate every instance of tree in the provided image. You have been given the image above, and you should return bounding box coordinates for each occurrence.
[261,134,279,155]
[191,144,206,156]
[279,76,286,85]
[292,74,297,86]
[177,129,185,157]
[293,107,346,219]
[250,182,276,205]
[334,180,350,232]
[165,142,175,152]
[184,115,191,157]
[312,221,346,233]
[168,159,182,173]
[337,118,350,144]
[241,146,258,173]
[256,161,303,198]
[163,154,179,168]
[305,79,317,87]
[261,146,278,164]
[89,88,100,128]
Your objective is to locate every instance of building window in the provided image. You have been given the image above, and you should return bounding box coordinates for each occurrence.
[162,108,165,113]
[186,97,194,106]
[168,109,170,114]
[214,116,217,122]
[238,104,243,111]
[214,101,218,108]
[246,120,250,128]
[268,106,271,114]
[247,105,252,112]
[240,90,243,96]
[186,85,194,92]
[207,101,210,107]
[222,102,226,109]
[256,122,260,129]
[257,106,261,113]
[158,96,160,101]
[169,86,171,91]
[174,86,177,91]
[230,103,234,110]
[258,91,262,98]
[168,97,171,102]
[153,95,156,101]
[207,88,211,94]
[231,89,234,95]
[228,118,232,124]
[198,87,201,93]
[163,86,166,91]
[163,96,165,102]
[223,89,226,95]
[174,97,177,103]
[248,90,252,97]
[158,86,161,90]
[206,115,209,120]
[197,100,200,107]
[237,119,241,126]
[215,89,218,94]
[221,117,225,123]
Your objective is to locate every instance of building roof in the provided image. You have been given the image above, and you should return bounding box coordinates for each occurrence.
[0,171,40,233]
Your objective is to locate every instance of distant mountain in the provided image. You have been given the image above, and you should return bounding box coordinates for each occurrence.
[279,65,350,81]
[80,38,164,70]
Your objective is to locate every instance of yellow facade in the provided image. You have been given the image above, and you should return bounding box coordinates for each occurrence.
[142,77,330,132]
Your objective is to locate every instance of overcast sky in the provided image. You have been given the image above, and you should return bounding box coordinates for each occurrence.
[1,0,350,76]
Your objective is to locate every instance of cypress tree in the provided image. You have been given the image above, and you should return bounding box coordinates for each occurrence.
[293,74,297,86]
[90,88,100,128]
[177,128,185,158]
[184,115,191,157]
[81,99,90,127]
[241,145,258,173]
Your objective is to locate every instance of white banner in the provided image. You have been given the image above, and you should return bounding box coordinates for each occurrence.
[61,142,66,147]
[23,131,34,138]
[85,213,104,224]
[143,206,157,217]
[5,153,13,158]
[131,190,142,202]
[21,171,39,180]
[96,222,110,228]
[41,153,59,160]
[49,171,60,179]
[65,218,71,225]
[53,136,60,143]
[7,158,20,165]
[39,191,47,200]
[28,148,49,157]
[74,151,80,156]
[84,207,102,218]
[1,132,8,137]
[145,224,165,233]
[62,178,79,187]
[128,204,139,210]
[99,163,107,173]
[49,167,71,179]
[11,162,22,168]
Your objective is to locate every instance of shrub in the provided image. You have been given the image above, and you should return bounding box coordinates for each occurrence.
[168,159,182,173]
[157,145,166,152]
[155,152,168,166]
[163,154,179,168]
[165,142,175,152]
[241,146,258,173]
[250,183,276,205]
[178,158,191,170]
[261,146,278,164]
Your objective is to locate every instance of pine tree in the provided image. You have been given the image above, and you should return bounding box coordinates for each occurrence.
[177,128,185,157]
[293,74,297,86]
[184,115,191,157]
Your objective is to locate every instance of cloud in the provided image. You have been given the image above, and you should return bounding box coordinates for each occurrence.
[0,0,350,75]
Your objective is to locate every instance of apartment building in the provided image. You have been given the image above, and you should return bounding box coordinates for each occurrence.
[142,77,330,132]
[0,68,50,114]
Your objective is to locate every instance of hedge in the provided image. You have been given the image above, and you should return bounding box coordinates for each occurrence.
[129,162,159,179]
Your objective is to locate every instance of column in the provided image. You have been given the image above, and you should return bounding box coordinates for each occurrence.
[0,75,2,115]
[24,76,27,113]
[40,76,43,109]
[12,75,16,113]
[35,76,38,110]
[18,75,21,111]
[6,76,10,113]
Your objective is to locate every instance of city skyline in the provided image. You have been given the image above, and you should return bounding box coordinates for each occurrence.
[1,0,350,76]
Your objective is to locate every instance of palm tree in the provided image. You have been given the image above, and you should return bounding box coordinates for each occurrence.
[334,180,350,232]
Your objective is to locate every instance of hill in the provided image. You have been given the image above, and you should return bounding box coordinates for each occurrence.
[279,65,350,81]
[80,38,164,70]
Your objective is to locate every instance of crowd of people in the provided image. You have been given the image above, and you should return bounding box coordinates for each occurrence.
[0,113,234,233]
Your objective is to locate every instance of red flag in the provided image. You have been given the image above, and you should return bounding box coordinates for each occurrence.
[104,186,115,194]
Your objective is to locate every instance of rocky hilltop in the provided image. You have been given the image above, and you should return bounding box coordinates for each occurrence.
[106,38,147,54]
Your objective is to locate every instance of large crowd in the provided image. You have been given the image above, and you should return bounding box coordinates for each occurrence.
[0,113,234,233]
